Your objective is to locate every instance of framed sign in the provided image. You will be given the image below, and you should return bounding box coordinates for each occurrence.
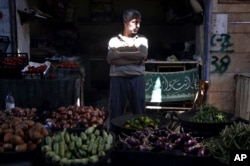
[219,0,250,3]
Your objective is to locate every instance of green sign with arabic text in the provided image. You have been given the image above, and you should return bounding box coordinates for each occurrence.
[145,68,199,102]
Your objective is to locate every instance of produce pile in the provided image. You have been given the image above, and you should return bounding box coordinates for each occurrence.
[115,127,209,156]
[1,54,27,67]
[46,105,106,129]
[191,104,227,123]
[0,119,49,152]
[202,122,250,165]
[25,64,47,73]
[41,126,114,165]
[124,115,160,130]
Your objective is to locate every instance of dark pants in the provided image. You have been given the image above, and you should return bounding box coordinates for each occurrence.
[108,75,146,121]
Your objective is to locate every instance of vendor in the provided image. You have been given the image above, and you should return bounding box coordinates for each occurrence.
[107,9,148,121]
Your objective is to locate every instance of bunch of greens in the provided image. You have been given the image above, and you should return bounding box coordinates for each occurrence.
[191,104,227,123]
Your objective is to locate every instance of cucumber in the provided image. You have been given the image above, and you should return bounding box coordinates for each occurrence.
[85,126,96,135]
[80,132,87,141]
[107,133,113,145]
[88,155,99,163]
[41,145,52,153]
[45,136,52,145]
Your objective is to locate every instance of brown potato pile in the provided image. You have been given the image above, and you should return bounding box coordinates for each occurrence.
[47,105,106,129]
[0,118,49,153]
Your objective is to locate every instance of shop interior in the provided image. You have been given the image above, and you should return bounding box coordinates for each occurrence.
[25,0,204,108]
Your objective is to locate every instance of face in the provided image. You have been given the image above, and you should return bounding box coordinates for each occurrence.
[124,18,141,36]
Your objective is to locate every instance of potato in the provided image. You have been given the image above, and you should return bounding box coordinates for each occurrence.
[33,122,44,131]
[12,135,24,145]
[15,143,27,152]
[0,128,3,135]
[10,117,22,128]
[1,123,10,129]
[27,141,37,151]
[0,147,4,152]
[4,132,14,143]
[24,120,35,127]
[35,138,42,145]
[15,128,24,138]
[40,127,49,137]
[30,131,43,141]
[3,143,13,151]
[15,122,29,131]
[4,128,14,134]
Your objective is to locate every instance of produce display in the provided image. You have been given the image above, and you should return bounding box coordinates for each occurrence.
[0,107,39,124]
[41,126,114,165]
[191,104,227,123]
[25,64,47,73]
[0,119,49,152]
[124,115,160,130]
[21,61,51,79]
[202,121,250,165]
[1,55,27,67]
[115,127,209,157]
[47,105,106,129]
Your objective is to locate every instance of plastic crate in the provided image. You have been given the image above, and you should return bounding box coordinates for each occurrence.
[0,53,28,79]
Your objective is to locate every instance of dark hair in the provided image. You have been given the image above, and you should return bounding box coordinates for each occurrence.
[123,9,141,22]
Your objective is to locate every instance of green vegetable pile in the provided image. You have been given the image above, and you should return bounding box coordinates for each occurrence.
[202,122,250,165]
[191,104,227,123]
[124,116,160,130]
[41,126,114,165]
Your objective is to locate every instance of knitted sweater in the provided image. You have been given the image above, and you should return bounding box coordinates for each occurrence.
[107,34,148,77]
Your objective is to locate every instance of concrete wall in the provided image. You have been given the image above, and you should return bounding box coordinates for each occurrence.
[0,0,11,52]
[207,1,250,114]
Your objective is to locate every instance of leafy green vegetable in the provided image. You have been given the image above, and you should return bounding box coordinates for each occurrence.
[191,104,227,123]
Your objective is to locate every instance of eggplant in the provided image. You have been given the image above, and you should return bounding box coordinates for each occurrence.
[164,143,176,151]
[197,147,208,156]
[139,143,152,152]
[125,137,140,147]
[184,139,198,146]
[148,134,158,142]
[185,145,199,155]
